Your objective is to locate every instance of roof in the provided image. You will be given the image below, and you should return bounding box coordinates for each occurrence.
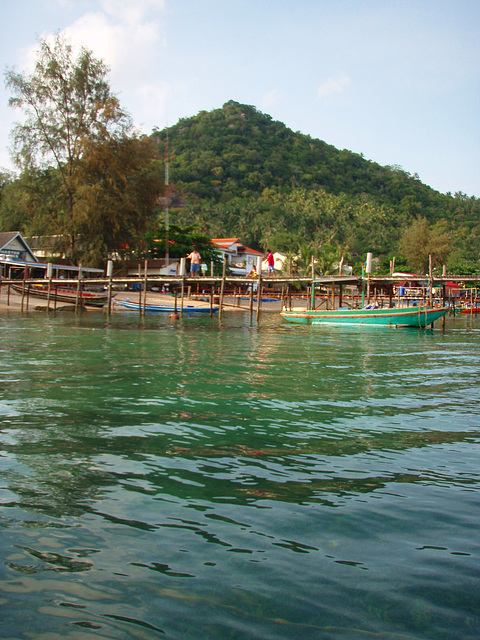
[211,238,240,250]
[392,272,421,278]
[242,245,264,256]
[0,231,38,263]
[211,238,263,256]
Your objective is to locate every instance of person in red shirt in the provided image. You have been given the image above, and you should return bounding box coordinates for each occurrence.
[266,250,276,276]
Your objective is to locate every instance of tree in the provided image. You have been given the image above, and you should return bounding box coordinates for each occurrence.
[5,34,132,261]
[73,135,164,265]
[400,217,450,273]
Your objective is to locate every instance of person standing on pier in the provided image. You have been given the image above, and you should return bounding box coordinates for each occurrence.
[266,250,276,276]
[186,248,201,277]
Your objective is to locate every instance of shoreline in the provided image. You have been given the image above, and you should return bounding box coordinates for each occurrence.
[0,289,289,314]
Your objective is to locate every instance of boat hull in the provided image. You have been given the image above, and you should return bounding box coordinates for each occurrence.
[459,305,480,314]
[114,300,218,314]
[10,284,109,307]
[280,306,449,327]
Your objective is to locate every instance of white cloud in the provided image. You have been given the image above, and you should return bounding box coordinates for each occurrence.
[62,6,165,86]
[19,0,166,85]
[14,0,169,133]
[317,73,351,99]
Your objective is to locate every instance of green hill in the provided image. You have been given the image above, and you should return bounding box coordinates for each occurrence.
[152,101,480,272]
[156,101,439,209]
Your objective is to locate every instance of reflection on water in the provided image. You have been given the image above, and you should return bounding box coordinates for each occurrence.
[1,312,479,639]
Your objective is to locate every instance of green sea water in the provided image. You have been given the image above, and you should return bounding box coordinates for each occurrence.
[0,310,479,639]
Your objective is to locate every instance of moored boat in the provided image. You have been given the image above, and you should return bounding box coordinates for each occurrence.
[459,303,480,314]
[280,305,449,327]
[114,299,219,314]
[10,283,110,307]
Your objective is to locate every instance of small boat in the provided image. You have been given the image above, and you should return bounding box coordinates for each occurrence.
[459,303,480,314]
[10,283,110,307]
[114,299,219,314]
[280,305,449,327]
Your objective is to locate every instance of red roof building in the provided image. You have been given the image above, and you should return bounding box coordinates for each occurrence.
[210,238,263,275]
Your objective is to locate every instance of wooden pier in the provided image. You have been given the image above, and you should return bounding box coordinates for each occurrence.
[1,265,478,320]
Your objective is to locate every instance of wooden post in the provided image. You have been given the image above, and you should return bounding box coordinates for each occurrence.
[21,279,26,312]
[210,286,214,317]
[365,253,372,306]
[339,282,343,309]
[106,260,113,315]
[137,263,142,311]
[46,263,53,312]
[428,254,433,307]
[249,279,254,322]
[255,274,262,322]
[310,256,315,309]
[255,256,263,322]
[180,277,185,316]
[442,283,447,330]
[142,259,148,315]
[219,256,227,319]
[75,265,82,313]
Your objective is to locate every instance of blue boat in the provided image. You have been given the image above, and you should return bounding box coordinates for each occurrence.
[114,299,218,314]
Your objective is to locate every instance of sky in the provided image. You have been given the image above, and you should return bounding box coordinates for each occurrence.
[1,0,479,197]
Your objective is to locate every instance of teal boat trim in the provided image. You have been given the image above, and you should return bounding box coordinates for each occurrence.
[280,306,449,327]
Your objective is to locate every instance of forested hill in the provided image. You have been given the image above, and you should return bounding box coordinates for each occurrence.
[150,101,479,273]
[153,100,445,217]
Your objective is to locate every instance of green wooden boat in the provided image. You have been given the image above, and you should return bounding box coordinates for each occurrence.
[280,305,449,327]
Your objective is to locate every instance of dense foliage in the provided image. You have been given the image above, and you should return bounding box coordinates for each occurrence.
[152,101,480,274]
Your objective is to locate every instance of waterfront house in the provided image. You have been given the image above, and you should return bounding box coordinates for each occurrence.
[210,238,264,275]
[0,231,103,280]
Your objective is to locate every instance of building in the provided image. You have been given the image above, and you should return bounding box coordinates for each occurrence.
[0,231,38,264]
[210,238,264,275]
[0,231,103,279]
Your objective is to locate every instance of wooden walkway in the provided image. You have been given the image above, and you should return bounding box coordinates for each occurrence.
[1,263,478,319]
